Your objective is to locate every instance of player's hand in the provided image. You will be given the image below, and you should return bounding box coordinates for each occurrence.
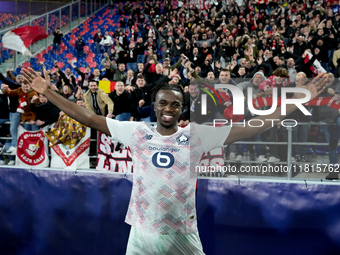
[21,67,50,95]
[294,73,327,101]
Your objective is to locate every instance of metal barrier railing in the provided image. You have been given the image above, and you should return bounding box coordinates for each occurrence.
[0,121,338,180]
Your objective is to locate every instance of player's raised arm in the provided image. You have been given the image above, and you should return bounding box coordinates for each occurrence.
[224,73,327,145]
[21,67,111,136]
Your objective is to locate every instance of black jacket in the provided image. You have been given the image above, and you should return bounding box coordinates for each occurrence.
[0,73,19,112]
[30,101,60,127]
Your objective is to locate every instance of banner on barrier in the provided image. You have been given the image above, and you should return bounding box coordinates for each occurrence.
[96,132,133,173]
[50,127,90,169]
[15,126,49,167]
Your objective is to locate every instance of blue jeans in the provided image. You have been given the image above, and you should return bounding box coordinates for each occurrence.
[77,50,84,59]
[170,55,180,66]
[137,54,145,64]
[115,112,131,121]
[264,126,279,157]
[249,133,264,156]
[321,117,340,164]
[52,43,60,53]
[0,118,9,161]
[104,45,111,54]
[321,62,329,72]
[237,134,264,156]
[328,49,335,65]
[292,124,309,156]
[141,116,151,122]
[3,140,15,160]
[95,43,101,54]
[22,123,39,131]
[9,112,21,147]
[0,118,9,125]
[126,62,138,73]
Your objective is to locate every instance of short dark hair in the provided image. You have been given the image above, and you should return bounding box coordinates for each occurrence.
[88,80,99,85]
[136,74,146,80]
[151,83,185,105]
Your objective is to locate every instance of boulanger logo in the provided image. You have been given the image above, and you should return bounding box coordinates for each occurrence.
[17,131,46,165]
[152,152,175,168]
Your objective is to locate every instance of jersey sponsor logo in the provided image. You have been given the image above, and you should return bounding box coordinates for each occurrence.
[152,152,175,168]
[176,134,190,145]
[144,134,153,140]
[149,146,180,153]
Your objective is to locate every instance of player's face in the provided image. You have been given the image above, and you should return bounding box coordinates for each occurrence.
[154,90,183,132]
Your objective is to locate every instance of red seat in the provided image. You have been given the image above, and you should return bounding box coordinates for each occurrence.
[22,62,31,68]
[57,62,64,68]
[89,62,96,68]
[65,53,73,58]
[87,52,95,58]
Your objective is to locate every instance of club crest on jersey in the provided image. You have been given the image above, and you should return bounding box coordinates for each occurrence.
[176,134,190,145]
[144,134,153,140]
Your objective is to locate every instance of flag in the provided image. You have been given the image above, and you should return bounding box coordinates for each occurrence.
[99,80,116,93]
[2,26,48,56]
[15,126,49,167]
[304,51,326,77]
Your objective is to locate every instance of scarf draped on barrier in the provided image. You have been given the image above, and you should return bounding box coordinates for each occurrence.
[252,97,340,110]
[45,114,87,149]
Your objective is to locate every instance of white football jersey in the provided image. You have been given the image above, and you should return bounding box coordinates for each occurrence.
[106,118,231,234]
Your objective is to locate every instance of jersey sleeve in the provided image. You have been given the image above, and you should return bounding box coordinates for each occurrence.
[193,123,231,153]
[105,118,139,146]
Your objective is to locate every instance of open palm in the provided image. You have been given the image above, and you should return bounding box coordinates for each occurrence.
[21,67,50,95]
[294,73,327,102]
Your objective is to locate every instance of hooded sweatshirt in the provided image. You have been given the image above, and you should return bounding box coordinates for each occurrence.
[236,72,267,120]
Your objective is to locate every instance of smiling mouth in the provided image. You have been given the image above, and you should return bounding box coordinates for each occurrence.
[162,115,174,122]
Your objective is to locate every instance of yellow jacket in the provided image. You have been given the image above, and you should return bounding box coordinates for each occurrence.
[84,88,114,116]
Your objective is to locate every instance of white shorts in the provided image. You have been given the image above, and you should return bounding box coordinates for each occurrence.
[125,226,206,255]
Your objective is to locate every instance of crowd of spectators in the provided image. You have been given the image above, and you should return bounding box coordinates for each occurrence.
[0,0,340,174]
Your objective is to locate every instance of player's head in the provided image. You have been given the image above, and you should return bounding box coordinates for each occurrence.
[152,83,185,129]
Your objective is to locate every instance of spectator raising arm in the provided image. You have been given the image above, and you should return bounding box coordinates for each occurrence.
[21,67,111,136]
